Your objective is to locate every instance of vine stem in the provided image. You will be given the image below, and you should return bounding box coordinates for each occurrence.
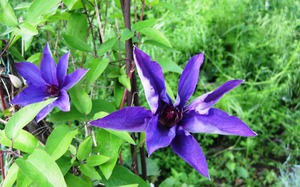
[120,0,147,180]
[94,0,105,43]
[0,150,4,180]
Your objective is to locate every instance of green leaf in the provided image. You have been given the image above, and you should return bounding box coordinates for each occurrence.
[90,99,116,114]
[69,84,92,114]
[114,81,123,107]
[63,34,92,52]
[104,129,135,145]
[48,105,86,122]
[5,98,56,139]
[2,163,18,187]
[101,165,148,187]
[97,37,118,56]
[27,53,42,66]
[0,0,18,26]
[237,166,249,179]
[118,73,131,91]
[144,158,160,176]
[16,149,67,187]
[86,155,110,167]
[132,19,156,31]
[85,58,109,86]
[120,28,134,41]
[45,125,78,160]
[25,0,61,25]
[143,39,178,52]
[66,13,87,39]
[157,57,183,74]
[145,0,159,6]
[17,22,38,36]
[65,173,91,187]
[0,130,38,153]
[16,171,32,187]
[165,81,175,101]
[80,164,101,180]
[95,129,124,179]
[139,28,172,48]
[56,156,73,175]
[49,99,116,122]
[63,0,83,10]
[77,136,92,161]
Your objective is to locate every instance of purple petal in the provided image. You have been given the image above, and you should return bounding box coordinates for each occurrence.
[90,107,152,132]
[40,43,58,85]
[11,85,48,106]
[56,52,69,86]
[171,127,209,178]
[133,47,171,113]
[15,62,47,86]
[146,115,176,156]
[181,108,257,136]
[187,80,243,112]
[175,53,204,109]
[62,68,88,90]
[36,103,55,122]
[55,89,70,111]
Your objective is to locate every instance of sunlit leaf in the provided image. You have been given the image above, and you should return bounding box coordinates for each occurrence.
[16,171,32,187]
[66,13,87,39]
[139,28,172,47]
[104,129,135,145]
[101,165,148,187]
[63,0,83,10]
[120,28,134,41]
[156,57,183,74]
[5,98,56,139]
[86,155,110,167]
[16,149,67,187]
[25,0,61,25]
[95,129,124,179]
[118,73,131,91]
[0,0,18,26]
[77,136,92,161]
[63,34,92,52]
[2,163,18,187]
[45,125,78,160]
[80,164,101,180]
[69,84,92,114]
[0,130,38,153]
[85,58,109,86]
[97,37,118,56]
[132,19,156,31]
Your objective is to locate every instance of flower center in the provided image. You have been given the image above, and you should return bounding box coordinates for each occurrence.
[158,105,183,128]
[46,85,60,97]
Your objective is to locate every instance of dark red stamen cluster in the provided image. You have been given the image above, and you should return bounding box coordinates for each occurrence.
[158,105,183,128]
[46,85,59,97]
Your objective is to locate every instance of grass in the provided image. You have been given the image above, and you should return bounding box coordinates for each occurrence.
[138,0,300,186]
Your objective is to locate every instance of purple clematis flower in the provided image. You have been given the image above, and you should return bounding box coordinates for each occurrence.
[90,48,256,178]
[11,43,88,122]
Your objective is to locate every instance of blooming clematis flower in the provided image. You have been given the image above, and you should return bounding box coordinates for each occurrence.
[90,48,256,178]
[11,43,88,122]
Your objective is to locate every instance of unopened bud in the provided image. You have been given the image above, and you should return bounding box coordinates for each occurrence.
[8,74,23,88]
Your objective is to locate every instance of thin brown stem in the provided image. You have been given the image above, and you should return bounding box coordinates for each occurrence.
[0,150,5,180]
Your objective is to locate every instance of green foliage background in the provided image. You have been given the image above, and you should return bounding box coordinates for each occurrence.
[0,0,299,186]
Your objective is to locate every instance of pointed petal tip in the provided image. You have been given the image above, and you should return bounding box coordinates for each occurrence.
[248,130,258,137]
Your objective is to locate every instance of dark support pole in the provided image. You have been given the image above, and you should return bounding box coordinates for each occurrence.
[120,0,147,180]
